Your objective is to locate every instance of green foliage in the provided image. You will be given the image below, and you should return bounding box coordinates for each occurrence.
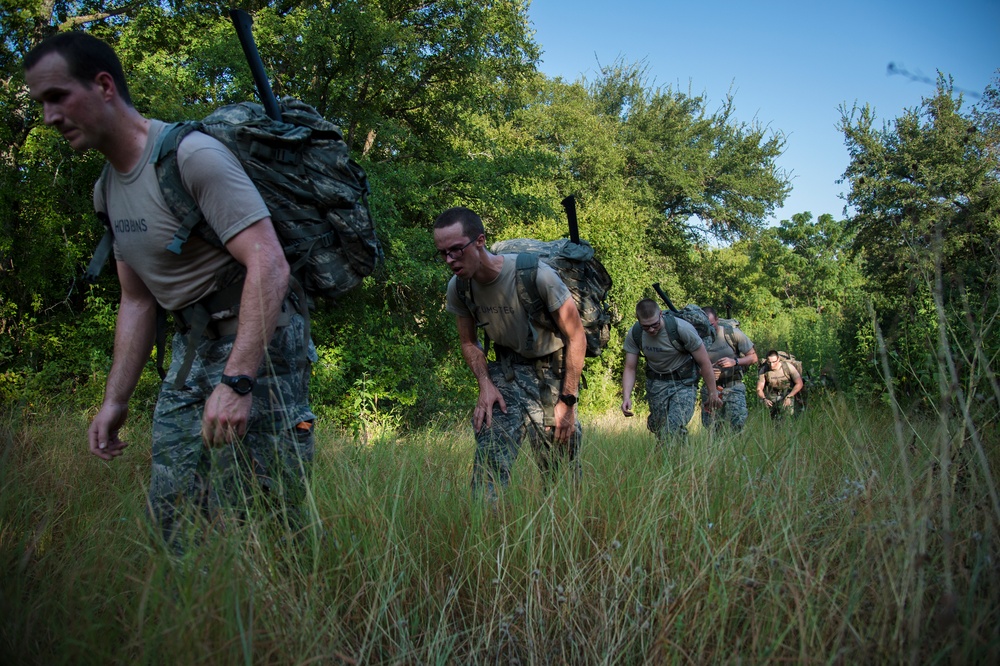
[839,73,1000,404]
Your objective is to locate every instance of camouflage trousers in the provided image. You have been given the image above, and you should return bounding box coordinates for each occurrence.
[471,360,582,500]
[764,387,796,420]
[150,312,317,550]
[701,382,749,432]
[646,377,697,445]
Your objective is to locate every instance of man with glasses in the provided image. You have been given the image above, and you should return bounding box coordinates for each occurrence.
[756,350,803,420]
[621,299,721,445]
[433,207,586,500]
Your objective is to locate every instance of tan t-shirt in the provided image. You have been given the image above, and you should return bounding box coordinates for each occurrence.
[445,254,571,358]
[760,360,801,392]
[704,324,755,383]
[623,314,704,375]
[94,120,270,311]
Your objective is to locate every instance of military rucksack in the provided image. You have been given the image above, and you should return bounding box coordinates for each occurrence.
[88,98,382,304]
[462,237,613,358]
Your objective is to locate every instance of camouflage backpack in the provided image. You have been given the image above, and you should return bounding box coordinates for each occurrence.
[464,237,613,357]
[88,98,382,304]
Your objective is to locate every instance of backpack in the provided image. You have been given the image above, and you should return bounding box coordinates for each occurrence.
[463,237,613,357]
[87,98,382,304]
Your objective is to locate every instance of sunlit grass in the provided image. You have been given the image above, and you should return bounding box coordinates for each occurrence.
[2,392,997,664]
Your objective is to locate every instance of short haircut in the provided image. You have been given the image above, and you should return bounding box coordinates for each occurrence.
[702,306,717,319]
[636,298,660,320]
[24,31,133,107]
[766,350,780,360]
[433,206,485,241]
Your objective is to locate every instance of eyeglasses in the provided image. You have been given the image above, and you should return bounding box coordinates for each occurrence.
[436,238,476,262]
[640,317,662,332]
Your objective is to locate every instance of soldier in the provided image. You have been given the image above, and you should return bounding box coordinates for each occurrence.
[699,307,758,432]
[621,299,722,444]
[433,207,586,500]
[25,33,315,550]
[756,350,804,419]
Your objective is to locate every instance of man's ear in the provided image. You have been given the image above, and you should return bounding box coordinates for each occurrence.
[93,71,118,101]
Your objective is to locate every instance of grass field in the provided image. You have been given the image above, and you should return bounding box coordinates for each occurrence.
[1,394,997,664]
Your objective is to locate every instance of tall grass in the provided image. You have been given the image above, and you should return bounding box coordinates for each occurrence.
[2,390,997,663]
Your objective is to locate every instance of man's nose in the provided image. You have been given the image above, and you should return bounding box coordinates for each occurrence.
[42,103,61,126]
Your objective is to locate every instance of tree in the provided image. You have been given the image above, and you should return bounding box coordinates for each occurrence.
[839,73,1000,404]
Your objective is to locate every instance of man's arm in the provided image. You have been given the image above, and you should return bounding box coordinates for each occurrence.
[87,260,157,460]
[621,352,639,416]
[550,297,586,443]
[692,344,722,411]
[756,372,771,405]
[201,217,290,445]
[456,314,506,432]
[784,365,805,405]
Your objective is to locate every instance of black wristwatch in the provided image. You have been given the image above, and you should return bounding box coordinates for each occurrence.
[220,374,255,395]
[559,393,578,407]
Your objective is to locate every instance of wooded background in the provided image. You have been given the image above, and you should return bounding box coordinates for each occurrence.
[2,1,998,432]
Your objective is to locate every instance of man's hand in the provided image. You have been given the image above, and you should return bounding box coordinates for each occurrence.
[202,384,253,446]
[474,381,506,432]
[782,396,793,408]
[714,357,738,369]
[553,400,576,444]
[763,397,774,407]
[621,396,634,417]
[704,390,723,412]
[88,403,130,460]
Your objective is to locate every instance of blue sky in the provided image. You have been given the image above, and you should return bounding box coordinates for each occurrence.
[526,0,1000,225]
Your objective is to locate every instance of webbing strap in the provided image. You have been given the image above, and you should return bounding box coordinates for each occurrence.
[173,304,211,390]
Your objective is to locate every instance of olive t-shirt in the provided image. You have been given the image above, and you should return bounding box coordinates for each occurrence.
[445,255,571,358]
[94,120,270,311]
[623,315,704,375]
[704,325,755,383]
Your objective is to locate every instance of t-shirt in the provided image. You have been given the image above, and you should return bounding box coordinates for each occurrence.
[704,324,755,383]
[760,361,801,392]
[623,314,703,375]
[94,120,270,311]
[445,254,571,358]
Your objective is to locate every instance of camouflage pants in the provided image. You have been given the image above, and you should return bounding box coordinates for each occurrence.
[701,382,749,432]
[471,361,582,500]
[149,312,317,549]
[646,377,697,445]
[764,387,795,420]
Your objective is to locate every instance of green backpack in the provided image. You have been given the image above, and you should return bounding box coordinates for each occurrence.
[88,98,382,304]
[460,237,613,358]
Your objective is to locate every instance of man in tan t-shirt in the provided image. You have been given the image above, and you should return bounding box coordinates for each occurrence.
[434,206,586,501]
[25,32,315,551]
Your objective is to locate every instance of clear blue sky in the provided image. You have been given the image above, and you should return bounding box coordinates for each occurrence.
[527,0,1000,224]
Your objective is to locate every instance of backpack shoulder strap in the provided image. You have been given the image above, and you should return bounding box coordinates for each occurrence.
[630,322,644,356]
[152,121,208,255]
[85,163,115,283]
[457,276,476,320]
[513,253,558,353]
[661,311,683,351]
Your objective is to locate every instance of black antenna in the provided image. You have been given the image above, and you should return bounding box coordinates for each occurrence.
[229,8,281,121]
[560,194,580,244]
[652,282,678,312]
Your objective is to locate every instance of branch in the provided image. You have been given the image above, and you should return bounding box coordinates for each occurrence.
[58,1,144,30]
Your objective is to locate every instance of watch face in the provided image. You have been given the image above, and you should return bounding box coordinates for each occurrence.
[560,394,577,406]
[223,374,254,395]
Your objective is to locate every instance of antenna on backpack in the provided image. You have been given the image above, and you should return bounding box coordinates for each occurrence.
[229,8,282,122]
[560,194,580,245]
[652,282,678,313]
